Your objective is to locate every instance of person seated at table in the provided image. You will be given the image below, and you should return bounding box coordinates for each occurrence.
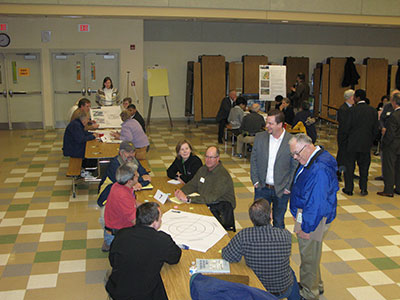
[98,141,151,251]
[228,97,247,135]
[222,199,300,300]
[279,98,295,126]
[236,103,266,158]
[96,76,120,106]
[274,95,284,110]
[62,111,98,176]
[167,140,202,184]
[104,162,141,250]
[70,97,99,130]
[106,202,181,300]
[111,110,149,160]
[127,103,146,133]
[292,101,317,143]
[121,97,132,110]
[174,146,236,230]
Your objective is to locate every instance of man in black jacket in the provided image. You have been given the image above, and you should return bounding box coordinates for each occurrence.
[343,89,379,196]
[216,90,237,144]
[106,202,181,300]
[377,92,400,197]
[288,73,310,110]
[336,89,354,181]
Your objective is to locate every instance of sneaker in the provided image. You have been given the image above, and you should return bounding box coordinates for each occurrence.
[80,170,95,178]
[101,241,110,252]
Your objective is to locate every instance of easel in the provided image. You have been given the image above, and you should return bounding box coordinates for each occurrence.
[146,67,173,127]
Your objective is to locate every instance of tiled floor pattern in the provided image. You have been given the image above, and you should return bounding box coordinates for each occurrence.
[0,122,399,299]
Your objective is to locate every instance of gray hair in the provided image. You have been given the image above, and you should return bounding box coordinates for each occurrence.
[251,103,260,112]
[393,92,400,106]
[249,199,271,226]
[77,111,89,121]
[120,110,131,122]
[344,89,354,100]
[289,133,313,146]
[115,162,138,185]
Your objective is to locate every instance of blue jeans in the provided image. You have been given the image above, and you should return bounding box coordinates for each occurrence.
[100,207,115,246]
[275,269,300,300]
[254,186,290,229]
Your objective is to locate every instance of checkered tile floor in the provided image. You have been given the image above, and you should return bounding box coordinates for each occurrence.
[0,121,399,300]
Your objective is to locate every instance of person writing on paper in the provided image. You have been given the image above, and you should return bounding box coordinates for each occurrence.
[111,110,150,160]
[96,76,120,106]
[289,134,338,300]
[104,163,141,248]
[174,146,236,230]
[167,140,202,184]
[106,202,181,300]
[222,199,300,300]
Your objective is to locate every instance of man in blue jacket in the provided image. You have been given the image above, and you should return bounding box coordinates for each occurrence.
[63,111,98,159]
[289,134,338,300]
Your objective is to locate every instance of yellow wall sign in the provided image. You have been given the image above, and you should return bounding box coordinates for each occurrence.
[18,68,30,77]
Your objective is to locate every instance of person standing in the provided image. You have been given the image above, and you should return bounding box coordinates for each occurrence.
[289,134,338,300]
[288,73,310,110]
[377,92,400,197]
[343,89,379,196]
[216,90,237,144]
[222,199,300,300]
[250,110,298,229]
[336,89,354,181]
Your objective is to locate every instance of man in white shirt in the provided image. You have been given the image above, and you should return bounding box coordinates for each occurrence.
[250,110,298,228]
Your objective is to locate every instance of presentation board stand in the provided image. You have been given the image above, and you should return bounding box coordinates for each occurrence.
[146,67,173,127]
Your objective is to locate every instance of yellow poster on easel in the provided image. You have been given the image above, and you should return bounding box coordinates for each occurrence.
[147,68,170,97]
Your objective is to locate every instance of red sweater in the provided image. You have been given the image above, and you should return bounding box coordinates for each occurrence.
[105,183,136,229]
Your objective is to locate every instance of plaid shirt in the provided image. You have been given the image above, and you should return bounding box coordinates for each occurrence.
[222,224,293,293]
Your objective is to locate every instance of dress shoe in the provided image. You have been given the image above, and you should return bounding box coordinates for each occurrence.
[394,190,400,195]
[342,188,353,196]
[360,190,368,196]
[377,191,394,197]
[374,176,384,181]
[298,282,323,295]
[354,174,360,179]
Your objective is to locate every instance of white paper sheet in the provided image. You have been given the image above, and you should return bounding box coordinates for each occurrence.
[90,106,122,128]
[160,209,227,253]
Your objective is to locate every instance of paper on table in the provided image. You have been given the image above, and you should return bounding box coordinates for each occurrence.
[154,189,168,204]
[167,179,181,185]
[169,197,184,204]
[160,209,227,253]
[141,184,153,190]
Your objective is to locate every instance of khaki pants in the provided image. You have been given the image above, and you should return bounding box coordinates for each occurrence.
[236,134,255,155]
[297,224,330,300]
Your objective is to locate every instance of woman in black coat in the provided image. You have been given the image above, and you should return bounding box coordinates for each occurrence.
[167,140,202,184]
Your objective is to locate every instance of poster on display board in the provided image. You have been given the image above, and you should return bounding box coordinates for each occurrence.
[259,65,286,101]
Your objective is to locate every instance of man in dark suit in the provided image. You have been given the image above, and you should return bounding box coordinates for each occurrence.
[336,89,354,181]
[250,110,298,228]
[377,91,400,197]
[106,202,181,300]
[288,72,310,110]
[127,103,146,133]
[216,90,237,144]
[343,89,379,196]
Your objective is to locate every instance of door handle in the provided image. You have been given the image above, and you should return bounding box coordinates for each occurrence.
[81,88,86,96]
[87,87,92,96]
[2,90,6,98]
[8,90,13,97]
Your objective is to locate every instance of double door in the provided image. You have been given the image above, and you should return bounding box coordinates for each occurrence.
[52,52,119,128]
[0,52,43,129]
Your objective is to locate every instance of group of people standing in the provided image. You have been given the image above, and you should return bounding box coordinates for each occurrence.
[337,88,400,197]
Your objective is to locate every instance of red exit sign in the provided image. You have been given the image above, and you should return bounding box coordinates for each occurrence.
[78,24,90,32]
[0,23,7,31]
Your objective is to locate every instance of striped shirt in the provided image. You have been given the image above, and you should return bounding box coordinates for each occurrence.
[222,224,293,293]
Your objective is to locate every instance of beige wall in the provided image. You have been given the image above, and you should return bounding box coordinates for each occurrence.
[0,16,144,128]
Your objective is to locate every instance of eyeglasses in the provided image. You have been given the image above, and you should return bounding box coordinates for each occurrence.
[205,155,218,159]
[291,145,307,157]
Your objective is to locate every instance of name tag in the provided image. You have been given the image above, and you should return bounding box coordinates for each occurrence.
[200,177,205,183]
[296,212,303,224]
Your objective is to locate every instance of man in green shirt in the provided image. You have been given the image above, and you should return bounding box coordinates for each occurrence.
[175,146,236,230]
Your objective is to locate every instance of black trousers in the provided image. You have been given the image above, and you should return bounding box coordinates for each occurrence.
[382,148,400,194]
[344,151,371,192]
[218,119,228,143]
[208,201,235,231]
